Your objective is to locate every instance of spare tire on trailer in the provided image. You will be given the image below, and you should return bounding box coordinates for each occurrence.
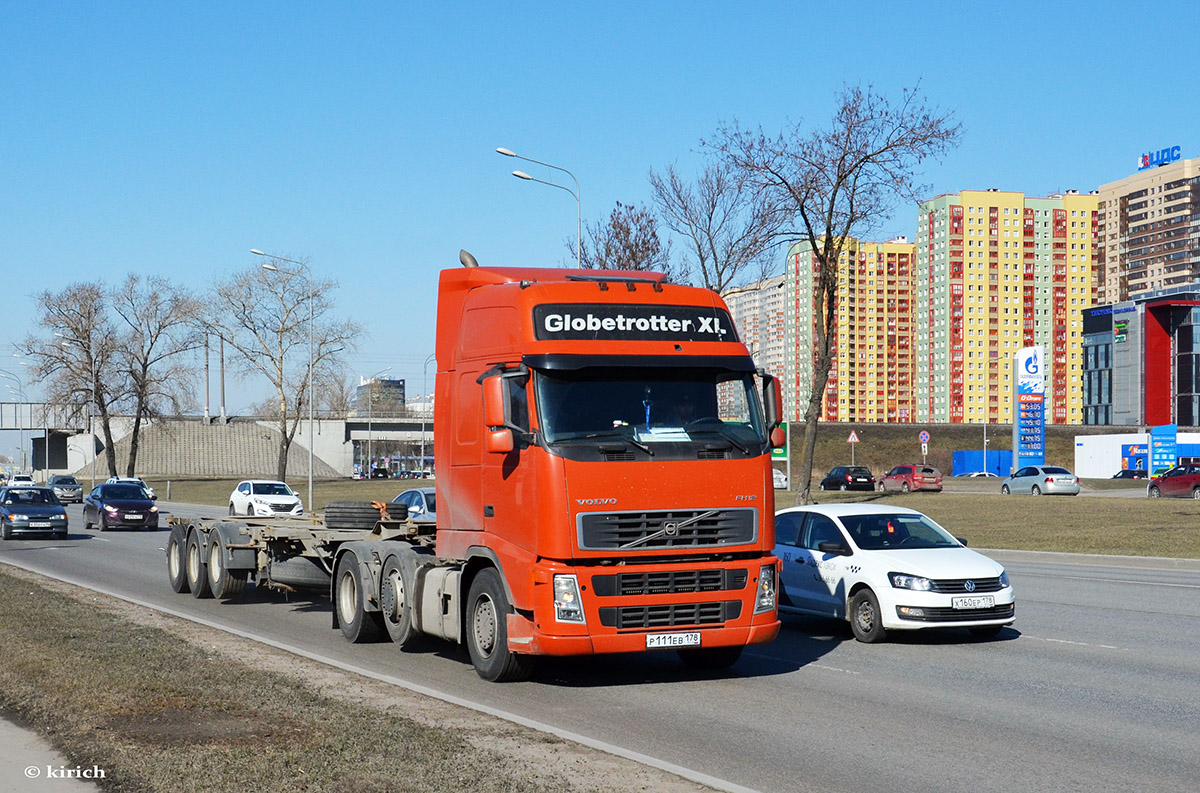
[323,501,405,530]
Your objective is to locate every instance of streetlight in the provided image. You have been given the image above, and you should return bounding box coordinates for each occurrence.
[253,249,315,515]
[420,352,435,476]
[1,369,27,474]
[363,366,391,477]
[497,147,581,267]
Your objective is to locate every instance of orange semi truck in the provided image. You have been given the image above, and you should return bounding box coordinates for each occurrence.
[167,258,782,682]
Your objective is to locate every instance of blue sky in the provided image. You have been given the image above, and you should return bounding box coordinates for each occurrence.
[2,0,1196,417]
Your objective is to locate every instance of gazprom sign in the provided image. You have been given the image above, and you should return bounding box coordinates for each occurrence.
[1138,145,1182,171]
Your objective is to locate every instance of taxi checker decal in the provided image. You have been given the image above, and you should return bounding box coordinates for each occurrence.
[534,303,737,342]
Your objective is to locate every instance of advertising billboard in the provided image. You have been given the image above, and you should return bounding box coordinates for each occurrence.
[1012,346,1045,469]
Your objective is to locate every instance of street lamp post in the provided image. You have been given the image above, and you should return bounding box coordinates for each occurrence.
[253,249,315,515]
[420,352,435,475]
[1,369,26,473]
[497,147,581,268]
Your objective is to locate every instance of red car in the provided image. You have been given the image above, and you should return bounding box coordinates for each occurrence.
[879,464,943,493]
[1146,465,1200,499]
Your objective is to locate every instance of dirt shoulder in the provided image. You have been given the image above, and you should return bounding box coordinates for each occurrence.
[0,566,717,793]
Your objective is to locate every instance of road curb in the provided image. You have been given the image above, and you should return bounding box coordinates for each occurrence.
[980,547,1200,572]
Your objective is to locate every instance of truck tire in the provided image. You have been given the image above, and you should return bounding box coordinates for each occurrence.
[207,533,248,600]
[324,501,385,530]
[167,526,190,594]
[466,568,535,682]
[380,555,421,649]
[186,529,213,599]
[677,645,743,670]
[334,553,384,643]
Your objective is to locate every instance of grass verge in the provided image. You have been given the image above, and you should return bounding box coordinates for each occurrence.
[0,567,711,793]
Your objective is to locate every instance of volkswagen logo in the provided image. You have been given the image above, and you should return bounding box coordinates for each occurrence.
[964,580,976,592]
[663,521,679,536]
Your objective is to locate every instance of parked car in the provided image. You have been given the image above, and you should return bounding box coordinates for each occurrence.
[48,474,83,503]
[818,466,876,492]
[392,486,437,526]
[228,480,303,517]
[83,482,160,530]
[773,503,1014,642]
[879,464,942,493]
[0,486,69,540]
[106,475,156,500]
[967,471,999,478]
[1112,469,1148,480]
[1146,465,1200,499]
[1001,465,1080,496]
[369,468,391,479]
[773,468,789,490]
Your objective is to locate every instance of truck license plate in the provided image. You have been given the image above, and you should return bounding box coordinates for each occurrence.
[952,595,995,610]
[645,632,700,649]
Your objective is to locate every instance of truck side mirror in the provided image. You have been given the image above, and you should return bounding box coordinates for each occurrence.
[482,376,507,428]
[770,426,785,449]
[762,373,782,429]
[486,429,514,454]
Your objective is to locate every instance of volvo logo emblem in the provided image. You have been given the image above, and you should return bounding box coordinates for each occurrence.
[663,521,679,536]
[964,580,976,592]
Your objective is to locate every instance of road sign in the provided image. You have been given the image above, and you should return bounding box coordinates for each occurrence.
[921,442,928,456]
[847,431,859,444]
[919,431,930,444]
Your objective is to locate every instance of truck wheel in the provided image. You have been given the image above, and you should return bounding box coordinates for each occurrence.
[334,553,384,643]
[849,589,886,643]
[167,526,190,594]
[186,530,213,599]
[380,556,421,649]
[207,534,247,600]
[677,646,743,670]
[466,568,535,682]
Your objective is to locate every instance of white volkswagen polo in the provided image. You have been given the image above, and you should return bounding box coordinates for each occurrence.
[773,504,1014,643]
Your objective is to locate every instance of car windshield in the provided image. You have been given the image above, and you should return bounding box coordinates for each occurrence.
[51,476,78,485]
[838,512,960,551]
[252,482,294,496]
[103,485,147,500]
[535,367,766,449]
[4,488,56,505]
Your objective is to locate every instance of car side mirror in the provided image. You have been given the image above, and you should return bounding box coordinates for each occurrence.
[817,541,851,556]
[408,504,424,515]
[956,536,969,546]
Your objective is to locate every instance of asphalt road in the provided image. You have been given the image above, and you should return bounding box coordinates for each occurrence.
[2,501,1198,793]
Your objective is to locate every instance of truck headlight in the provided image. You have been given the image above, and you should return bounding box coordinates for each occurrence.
[889,573,934,591]
[754,564,777,613]
[552,574,585,624]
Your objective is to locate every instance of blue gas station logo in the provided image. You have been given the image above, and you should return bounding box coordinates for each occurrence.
[1023,352,1039,375]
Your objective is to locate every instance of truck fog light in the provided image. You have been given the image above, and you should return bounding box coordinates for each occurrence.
[754,564,777,614]
[553,574,586,624]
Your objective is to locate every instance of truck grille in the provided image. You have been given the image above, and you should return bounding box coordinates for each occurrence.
[578,508,756,550]
[598,601,741,629]
[931,577,1006,594]
[592,569,748,596]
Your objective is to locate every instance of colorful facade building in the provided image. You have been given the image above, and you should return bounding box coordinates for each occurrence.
[1096,152,1200,304]
[721,274,787,417]
[915,189,1099,425]
[783,237,918,423]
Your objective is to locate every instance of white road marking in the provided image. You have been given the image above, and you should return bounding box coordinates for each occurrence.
[1022,635,1122,650]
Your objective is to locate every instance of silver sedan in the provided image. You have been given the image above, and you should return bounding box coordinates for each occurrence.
[1000,465,1080,496]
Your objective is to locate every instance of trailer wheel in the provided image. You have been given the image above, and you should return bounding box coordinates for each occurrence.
[380,556,421,649]
[167,526,189,594]
[466,568,535,682]
[677,645,743,671]
[207,533,248,600]
[334,553,384,643]
[186,530,213,599]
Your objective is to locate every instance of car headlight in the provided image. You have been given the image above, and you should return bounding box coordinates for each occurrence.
[999,570,1010,588]
[754,564,777,613]
[889,573,934,591]
[104,505,118,513]
[10,513,28,521]
[150,506,159,513]
[552,574,585,624]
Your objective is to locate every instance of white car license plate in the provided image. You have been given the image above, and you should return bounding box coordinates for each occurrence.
[30,522,52,528]
[952,595,995,610]
[646,632,701,649]
[125,513,143,520]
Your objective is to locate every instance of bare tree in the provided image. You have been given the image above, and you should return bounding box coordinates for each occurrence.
[206,261,360,480]
[649,159,781,292]
[316,369,354,416]
[569,201,680,281]
[22,283,124,477]
[710,85,961,503]
[110,275,203,476]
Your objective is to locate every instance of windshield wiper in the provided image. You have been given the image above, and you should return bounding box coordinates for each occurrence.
[685,424,753,455]
[583,431,654,455]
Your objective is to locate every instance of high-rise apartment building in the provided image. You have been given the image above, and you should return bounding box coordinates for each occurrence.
[784,237,918,423]
[916,189,1098,425]
[1096,152,1200,304]
[723,274,787,377]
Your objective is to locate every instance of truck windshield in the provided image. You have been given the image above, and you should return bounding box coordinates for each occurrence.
[534,367,766,449]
